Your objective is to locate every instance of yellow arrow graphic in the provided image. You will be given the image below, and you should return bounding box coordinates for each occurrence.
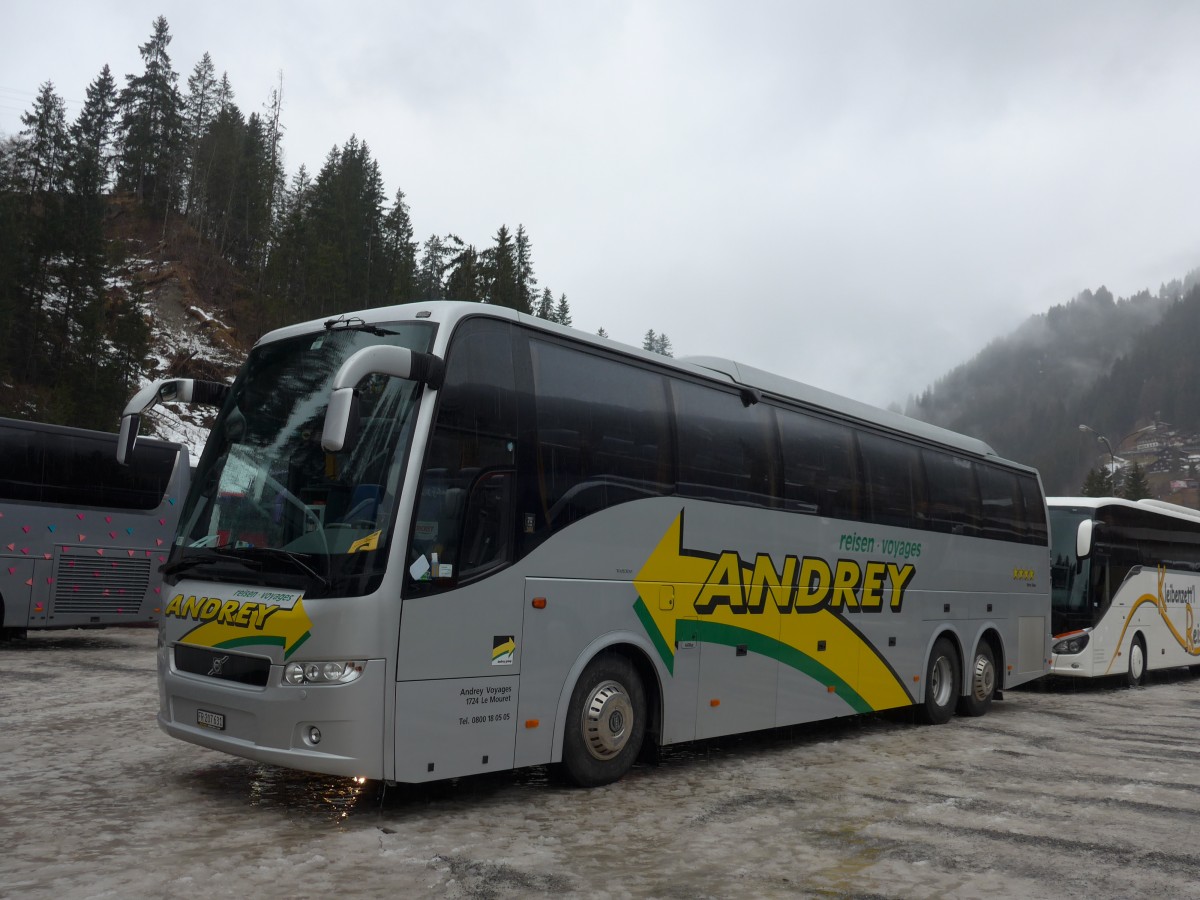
[633,511,912,713]
[177,598,314,659]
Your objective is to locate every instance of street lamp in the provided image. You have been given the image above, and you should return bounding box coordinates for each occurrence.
[1079,424,1116,489]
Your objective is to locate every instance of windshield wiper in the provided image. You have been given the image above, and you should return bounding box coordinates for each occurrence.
[323,315,396,336]
[245,547,330,589]
[161,551,264,579]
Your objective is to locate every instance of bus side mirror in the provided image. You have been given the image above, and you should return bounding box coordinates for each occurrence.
[322,388,362,454]
[321,346,443,452]
[117,377,230,465]
[1076,519,1096,561]
[117,412,141,467]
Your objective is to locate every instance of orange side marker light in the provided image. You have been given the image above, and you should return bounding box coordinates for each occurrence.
[531,598,546,609]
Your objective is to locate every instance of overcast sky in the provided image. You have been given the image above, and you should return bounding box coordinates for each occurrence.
[3,1,1198,408]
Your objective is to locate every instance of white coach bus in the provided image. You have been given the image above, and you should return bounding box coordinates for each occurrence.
[119,301,1051,786]
[1050,496,1200,684]
[0,417,188,639]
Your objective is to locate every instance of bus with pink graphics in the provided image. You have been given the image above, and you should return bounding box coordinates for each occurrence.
[0,417,188,640]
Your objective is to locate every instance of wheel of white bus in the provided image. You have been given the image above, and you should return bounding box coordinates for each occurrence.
[561,653,646,788]
[917,636,960,725]
[1126,635,1146,688]
[956,641,996,718]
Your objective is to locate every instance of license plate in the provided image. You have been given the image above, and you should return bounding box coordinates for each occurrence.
[196,709,225,731]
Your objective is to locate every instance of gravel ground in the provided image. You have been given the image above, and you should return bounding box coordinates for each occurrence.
[3,627,1200,899]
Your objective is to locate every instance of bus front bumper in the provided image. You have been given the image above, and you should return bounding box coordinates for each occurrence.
[157,657,386,779]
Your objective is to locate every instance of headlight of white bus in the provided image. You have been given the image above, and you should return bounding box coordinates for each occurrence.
[1052,634,1090,655]
[282,660,366,685]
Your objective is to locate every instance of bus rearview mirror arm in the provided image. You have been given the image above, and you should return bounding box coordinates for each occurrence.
[322,346,444,453]
[117,377,231,465]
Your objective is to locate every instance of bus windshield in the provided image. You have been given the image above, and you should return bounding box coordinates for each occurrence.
[1049,506,1093,634]
[171,319,437,598]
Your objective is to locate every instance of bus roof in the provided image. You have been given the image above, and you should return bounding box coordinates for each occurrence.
[256,300,1007,464]
[1047,496,1200,525]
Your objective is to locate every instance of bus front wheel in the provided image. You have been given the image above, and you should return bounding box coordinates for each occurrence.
[918,637,960,725]
[956,641,996,717]
[1126,636,1146,687]
[561,653,646,787]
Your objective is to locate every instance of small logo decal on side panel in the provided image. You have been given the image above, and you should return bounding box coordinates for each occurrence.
[492,635,516,666]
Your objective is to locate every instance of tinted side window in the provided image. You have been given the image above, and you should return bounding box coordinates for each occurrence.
[859,432,926,529]
[409,319,518,590]
[977,464,1023,542]
[923,449,980,538]
[777,408,859,519]
[0,427,176,510]
[1018,474,1048,546]
[673,381,778,508]
[530,340,673,534]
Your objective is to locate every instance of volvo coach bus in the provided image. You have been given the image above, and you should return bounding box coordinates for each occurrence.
[0,417,188,639]
[1050,496,1200,684]
[119,301,1050,786]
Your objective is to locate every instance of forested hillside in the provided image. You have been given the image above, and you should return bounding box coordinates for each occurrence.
[0,15,610,432]
[907,275,1200,495]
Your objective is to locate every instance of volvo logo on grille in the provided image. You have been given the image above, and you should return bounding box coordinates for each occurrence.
[207,654,231,677]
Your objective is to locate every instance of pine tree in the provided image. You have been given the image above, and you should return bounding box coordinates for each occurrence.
[1121,461,1151,501]
[118,15,185,213]
[70,67,119,195]
[59,67,123,388]
[484,224,522,311]
[303,135,387,313]
[1081,467,1113,497]
[515,224,537,313]
[380,188,418,303]
[260,76,286,279]
[534,287,554,320]
[554,293,572,327]
[445,237,481,302]
[18,81,69,196]
[13,82,70,392]
[182,52,218,217]
[261,164,313,322]
[642,329,673,356]
[417,233,451,300]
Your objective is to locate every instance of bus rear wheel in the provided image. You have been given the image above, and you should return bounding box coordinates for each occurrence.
[917,637,960,725]
[1126,636,1146,687]
[956,641,996,717]
[561,653,645,787]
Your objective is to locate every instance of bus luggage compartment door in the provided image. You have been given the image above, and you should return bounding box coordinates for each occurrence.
[0,559,37,627]
[393,674,518,782]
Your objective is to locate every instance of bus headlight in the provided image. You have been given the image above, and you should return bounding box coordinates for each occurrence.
[282,660,366,685]
[1052,634,1090,655]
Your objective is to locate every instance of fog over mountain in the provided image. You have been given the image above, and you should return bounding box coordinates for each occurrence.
[907,270,1200,494]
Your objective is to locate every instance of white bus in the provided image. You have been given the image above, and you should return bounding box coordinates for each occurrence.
[0,417,189,639]
[121,301,1051,786]
[1050,496,1200,684]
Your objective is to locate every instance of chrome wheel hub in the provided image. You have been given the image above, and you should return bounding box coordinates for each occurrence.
[971,654,995,701]
[581,680,633,760]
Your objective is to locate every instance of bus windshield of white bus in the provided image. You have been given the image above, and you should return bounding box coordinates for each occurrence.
[170,319,437,598]
[1049,506,1098,636]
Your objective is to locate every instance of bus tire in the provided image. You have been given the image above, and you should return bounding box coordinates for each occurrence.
[917,637,960,725]
[561,653,645,788]
[1126,635,1146,687]
[956,641,996,718]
